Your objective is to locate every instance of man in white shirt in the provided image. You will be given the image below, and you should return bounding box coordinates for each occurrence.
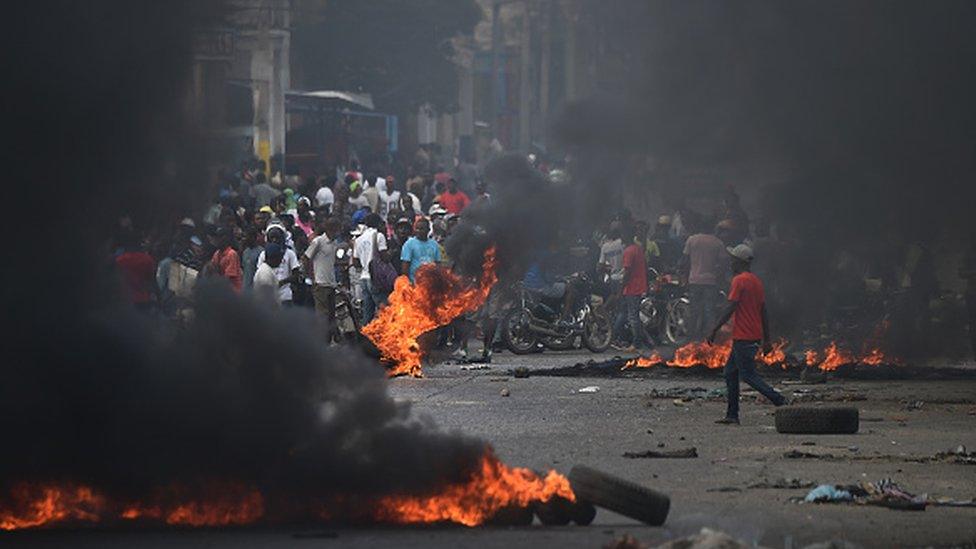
[352,213,389,324]
[304,217,341,339]
[256,227,301,305]
[376,176,400,218]
[253,243,283,307]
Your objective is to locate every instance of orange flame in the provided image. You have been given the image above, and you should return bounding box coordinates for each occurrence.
[624,339,892,372]
[363,247,498,377]
[0,483,105,530]
[120,482,264,526]
[374,451,573,526]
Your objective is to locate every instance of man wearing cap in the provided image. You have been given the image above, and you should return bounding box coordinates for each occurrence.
[708,244,787,425]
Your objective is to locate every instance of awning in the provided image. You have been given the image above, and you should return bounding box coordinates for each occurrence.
[285,90,374,111]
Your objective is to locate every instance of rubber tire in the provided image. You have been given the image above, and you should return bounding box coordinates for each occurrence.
[582,313,612,353]
[568,465,670,526]
[534,497,573,526]
[501,309,539,355]
[775,406,859,434]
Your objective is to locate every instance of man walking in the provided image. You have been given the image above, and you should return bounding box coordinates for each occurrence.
[709,244,786,425]
[613,225,651,351]
[304,217,341,341]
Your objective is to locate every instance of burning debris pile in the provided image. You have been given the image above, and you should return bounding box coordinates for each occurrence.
[622,340,898,372]
[0,286,574,532]
[363,248,497,377]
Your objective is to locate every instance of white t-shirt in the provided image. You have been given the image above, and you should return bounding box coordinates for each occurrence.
[376,178,401,217]
[256,248,301,302]
[352,227,388,280]
[315,186,334,209]
[304,234,338,286]
[599,238,625,280]
[252,262,279,305]
[348,194,369,210]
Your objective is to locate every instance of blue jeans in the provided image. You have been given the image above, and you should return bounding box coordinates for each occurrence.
[613,295,649,348]
[688,284,719,340]
[724,340,785,419]
[360,278,389,325]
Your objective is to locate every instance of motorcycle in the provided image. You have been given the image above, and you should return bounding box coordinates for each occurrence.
[638,267,691,345]
[500,272,614,354]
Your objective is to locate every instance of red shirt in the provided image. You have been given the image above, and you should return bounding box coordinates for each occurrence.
[728,271,765,340]
[437,190,471,214]
[621,243,648,296]
[115,251,156,304]
[212,247,243,292]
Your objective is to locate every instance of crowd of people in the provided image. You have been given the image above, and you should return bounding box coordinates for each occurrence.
[111,154,489,343]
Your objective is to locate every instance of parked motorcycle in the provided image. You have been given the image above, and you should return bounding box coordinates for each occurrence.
[501,272,614,354]
[638,267,691,345]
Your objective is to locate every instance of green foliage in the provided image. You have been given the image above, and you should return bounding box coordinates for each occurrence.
[292,0,481,113]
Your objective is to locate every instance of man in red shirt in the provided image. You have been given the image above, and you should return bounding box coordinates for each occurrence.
[115,231,157,311]
[613,225,651,351]
[435,178,471,215]
[708,244,786,424]
[208,227,243,292]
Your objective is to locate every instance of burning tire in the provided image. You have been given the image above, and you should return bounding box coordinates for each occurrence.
[501,308,539,354]
[534,496,597,526]
[775,406,859,434]
[568,465,670,526]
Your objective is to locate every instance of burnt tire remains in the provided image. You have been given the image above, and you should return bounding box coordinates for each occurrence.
[568,465,670,526]
[775,406,859,434]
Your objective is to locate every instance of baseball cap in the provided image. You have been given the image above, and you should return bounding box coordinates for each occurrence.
[727,244,754,262]
[259,206,274,214]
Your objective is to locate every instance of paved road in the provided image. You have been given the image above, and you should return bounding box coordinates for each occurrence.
[7,349,975,548]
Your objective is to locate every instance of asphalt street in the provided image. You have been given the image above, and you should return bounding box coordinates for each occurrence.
[6,349,975,548]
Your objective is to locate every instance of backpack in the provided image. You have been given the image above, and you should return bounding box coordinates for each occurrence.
[368,230,398,294]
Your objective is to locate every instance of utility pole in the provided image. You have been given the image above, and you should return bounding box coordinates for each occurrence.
[518,1,532,152]
[490,1,502,144]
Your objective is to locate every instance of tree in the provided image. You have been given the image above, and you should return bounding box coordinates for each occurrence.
[292,0,482,113]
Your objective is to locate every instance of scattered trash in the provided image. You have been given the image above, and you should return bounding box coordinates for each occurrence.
[652,528,764,549]
[512,366,530,378]
[623,447,698,459]
[488,377,509,382]
[904,400,924,411]
[805,484,853,503]
[706,486,742,493]
[645,387,725,402]
[800,478,926,510]
[460,364,490,371]
[578,386,600,393]
[500,388,510,397]
[748,478,817,490]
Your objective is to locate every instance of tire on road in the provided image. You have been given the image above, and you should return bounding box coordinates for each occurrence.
[775,406,859,434]
[582,313,612,353]
[568,465,670,526]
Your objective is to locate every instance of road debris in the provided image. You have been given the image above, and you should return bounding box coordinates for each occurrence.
[623,447,698,459]
[500,388,510,397]
[800,478,926,510]
[578,385,600,393]
[512,366,530,378]
[651,528,765,548]
[748,478,818,489]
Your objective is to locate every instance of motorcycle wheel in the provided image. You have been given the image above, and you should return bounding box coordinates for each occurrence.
[502,308,540,354]
[583,312,613,353]
[639,297,660,345]
[664,298,691,344]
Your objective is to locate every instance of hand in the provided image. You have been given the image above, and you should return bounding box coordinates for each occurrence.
[706,329,718,345]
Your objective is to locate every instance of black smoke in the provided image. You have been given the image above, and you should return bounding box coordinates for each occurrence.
[0,0,484,514]
[550,0,976,357]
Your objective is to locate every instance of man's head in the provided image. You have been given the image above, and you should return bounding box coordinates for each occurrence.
[414,218,431,241]
[266,226,286,246]
[727,244,754,274]
[322,217,341,239]
[395,217,413,240]
[447,177,458,193]
[265,243,284,268]
[715,219,734,242]
[365,212,383,230]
